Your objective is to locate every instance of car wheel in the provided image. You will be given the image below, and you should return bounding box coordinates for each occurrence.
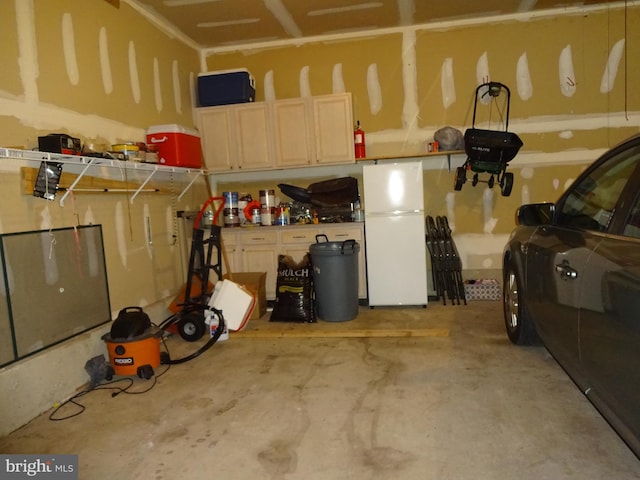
[503,264,539,345]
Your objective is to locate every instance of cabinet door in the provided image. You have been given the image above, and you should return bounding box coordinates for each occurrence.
[280,228,316,263]
[197,107,237,171]
[220,231,241,278]
[235,104,273,170]
[238,230,279,299]
[241,246,278,300]
[323,225,367,299]
[280,245,311,264]
[313,93,355,165]
[272,99,314,168]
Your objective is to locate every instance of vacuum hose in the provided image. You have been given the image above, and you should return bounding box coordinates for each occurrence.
[158,305,225,365]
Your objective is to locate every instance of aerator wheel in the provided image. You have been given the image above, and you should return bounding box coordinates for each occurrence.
[488,175,495,188]
[454,166,466,191]
[178,311,206,342]
[472,173,479,187]
[501,172,514,196]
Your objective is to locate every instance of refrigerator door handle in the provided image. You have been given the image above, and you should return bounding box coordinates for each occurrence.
[366,210,423,216]
[390,209,422,215]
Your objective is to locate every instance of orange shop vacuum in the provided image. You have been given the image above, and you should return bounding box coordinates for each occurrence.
[102,307,163,379]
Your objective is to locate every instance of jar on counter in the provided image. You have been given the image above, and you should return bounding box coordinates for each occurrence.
[251,207,262,225]
[260,189,276,226]
[275,204,290,225]
[261,206,274,226]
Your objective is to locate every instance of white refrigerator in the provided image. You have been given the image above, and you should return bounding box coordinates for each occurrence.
[363,161,428,306]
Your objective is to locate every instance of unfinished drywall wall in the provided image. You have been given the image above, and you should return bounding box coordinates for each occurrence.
[0,0,207,437]
[204,7,639,154]
[0,0,201,149]
[204,8,639,155]
[205,5,639,275]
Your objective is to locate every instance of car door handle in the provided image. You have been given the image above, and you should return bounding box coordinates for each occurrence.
[555,261,578,280]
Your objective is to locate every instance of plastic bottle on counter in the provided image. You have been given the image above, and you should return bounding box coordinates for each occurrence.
[238,193,251,225]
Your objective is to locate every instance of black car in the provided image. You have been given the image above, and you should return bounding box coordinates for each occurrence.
[502,133,640,458]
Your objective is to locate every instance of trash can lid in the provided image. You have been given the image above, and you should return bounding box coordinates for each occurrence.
[310,239,359,255]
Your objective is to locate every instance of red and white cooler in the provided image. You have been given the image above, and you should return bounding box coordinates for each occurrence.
[146,124,202,168]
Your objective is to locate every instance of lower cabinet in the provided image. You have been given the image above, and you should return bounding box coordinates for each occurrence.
[221,223,367,301]
[279,228,317,264]
[225,229,279,300]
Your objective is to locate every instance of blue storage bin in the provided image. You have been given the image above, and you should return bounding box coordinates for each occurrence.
[197,68,256,107]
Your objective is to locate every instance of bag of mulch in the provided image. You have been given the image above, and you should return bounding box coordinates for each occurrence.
[270,254,316,323]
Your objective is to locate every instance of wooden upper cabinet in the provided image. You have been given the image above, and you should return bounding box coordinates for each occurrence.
[197,107,236,172]
[272,98,314,168]
[197,103,273,171]
[234,103,273,170]
[313,93,355,165]
[197,93,355,172]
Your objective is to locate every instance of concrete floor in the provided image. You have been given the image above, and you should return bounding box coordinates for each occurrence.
[1,300,639,479]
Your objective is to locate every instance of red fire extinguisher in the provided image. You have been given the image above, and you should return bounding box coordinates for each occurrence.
[354,121,366,159]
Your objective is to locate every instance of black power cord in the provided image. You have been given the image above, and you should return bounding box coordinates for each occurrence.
[50,305,226,422]
[48,364,170,422]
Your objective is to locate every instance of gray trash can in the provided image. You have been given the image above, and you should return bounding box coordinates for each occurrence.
[310,234,360,322]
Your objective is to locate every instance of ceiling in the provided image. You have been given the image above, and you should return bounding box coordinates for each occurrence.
[129,0,622,51]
